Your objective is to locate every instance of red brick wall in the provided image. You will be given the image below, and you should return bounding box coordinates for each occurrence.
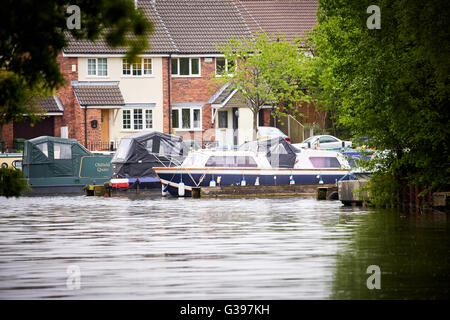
[1,123,14,150]
[163,57,219,143]
[162,56,170,134]
[56,54,82,141]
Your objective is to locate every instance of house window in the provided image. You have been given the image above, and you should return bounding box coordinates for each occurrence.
[145,110,153,129]
[122,110,131,129]
[122,108,153,130]
[122,58,153,76]
[218,110,228,128]
[171,58,200,76]
[134,109,143,129]
[216,58,234,75]
[122,60,131,75]
[143,58,152,75]
[193,109,201,129]
[87,58,108,76]
[172,107,202,130]
[172,109,179,129]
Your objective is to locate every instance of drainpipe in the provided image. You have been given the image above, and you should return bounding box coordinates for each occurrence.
[168,53,172,134]
[84,104,87,148]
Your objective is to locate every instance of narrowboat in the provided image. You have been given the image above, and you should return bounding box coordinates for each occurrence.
[23,136,113,194]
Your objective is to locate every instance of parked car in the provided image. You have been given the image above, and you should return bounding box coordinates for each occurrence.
[257,126,290,142]
[293,135,352,149]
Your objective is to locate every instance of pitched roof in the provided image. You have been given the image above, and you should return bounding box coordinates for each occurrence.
[64,1,177,54]
[155,0,252,53]
[31,96,64,114]
[234,0,319,42]
[64,0,318,55]
[72,82,125,106]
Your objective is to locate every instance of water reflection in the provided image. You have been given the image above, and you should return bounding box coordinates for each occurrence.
[0,196,448,299]
[331,210,450,299]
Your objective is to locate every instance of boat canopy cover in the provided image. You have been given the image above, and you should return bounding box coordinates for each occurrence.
[239,137,301,168]
[111,131,188,178]
[22,136,96,178]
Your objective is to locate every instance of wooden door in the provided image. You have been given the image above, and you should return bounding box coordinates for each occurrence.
[101,109,109,148]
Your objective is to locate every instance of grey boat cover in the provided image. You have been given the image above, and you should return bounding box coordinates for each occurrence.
[239,137,301,168]
[111,131,187,178]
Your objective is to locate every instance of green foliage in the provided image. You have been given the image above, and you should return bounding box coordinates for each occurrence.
[214,33,312,139]
[0,0,153,127]
[0,168,29,198]
[310,0,450,197]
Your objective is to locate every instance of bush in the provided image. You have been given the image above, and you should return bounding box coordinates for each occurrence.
[0,168,29,197]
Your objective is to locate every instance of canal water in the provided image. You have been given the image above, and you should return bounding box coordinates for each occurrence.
[0,196,449,299]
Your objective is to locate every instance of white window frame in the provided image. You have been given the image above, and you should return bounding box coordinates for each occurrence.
[215,58,234,76]
[122,108,154,131]
[172,107,202,131]
[122,58,153,77]
[87,58,108,77]
[171,58,201,77]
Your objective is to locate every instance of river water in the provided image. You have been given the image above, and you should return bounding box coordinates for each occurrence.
[0,196,449,299]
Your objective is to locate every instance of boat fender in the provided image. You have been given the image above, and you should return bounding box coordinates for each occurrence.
[319,177,324,184]
[162,184,169,196]
[290,175,295,185]
[255,177,260,186]
[241,177,246,186]
[209,179,216,187]
[178,181,185,197]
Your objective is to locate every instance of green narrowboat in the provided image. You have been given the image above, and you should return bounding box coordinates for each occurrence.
[23,136,113,194]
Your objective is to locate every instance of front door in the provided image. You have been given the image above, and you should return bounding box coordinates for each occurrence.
[101,109,109,150]
[215,109,233,148]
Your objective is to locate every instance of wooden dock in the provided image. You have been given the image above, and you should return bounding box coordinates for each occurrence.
[192,184,338,199]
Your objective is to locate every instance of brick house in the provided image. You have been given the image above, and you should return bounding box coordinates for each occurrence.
[4,0,322,151]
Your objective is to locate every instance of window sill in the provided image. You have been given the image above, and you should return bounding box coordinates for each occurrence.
[173,128,203,132]
[85,76,109,79]
[171,75,202,78]
[121,75,155,78]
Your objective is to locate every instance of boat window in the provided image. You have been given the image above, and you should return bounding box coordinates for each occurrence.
[309,157,341,168]
[145,139,154,152]
[159,139,172,155]
[205,156,258,168]
[270,143,288,154]
[54,143,72,159]
[113,138,132,161]
[36,143,48,157]
[235,156,258,167]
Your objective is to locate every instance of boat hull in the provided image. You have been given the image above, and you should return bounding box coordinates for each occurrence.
[154,168,350,197]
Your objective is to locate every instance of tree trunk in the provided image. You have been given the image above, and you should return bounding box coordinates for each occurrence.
[252,109,258,141]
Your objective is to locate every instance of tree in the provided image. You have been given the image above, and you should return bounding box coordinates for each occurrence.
[0,0,153,197]
[214,33,311,140]
[309,0,450,201]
